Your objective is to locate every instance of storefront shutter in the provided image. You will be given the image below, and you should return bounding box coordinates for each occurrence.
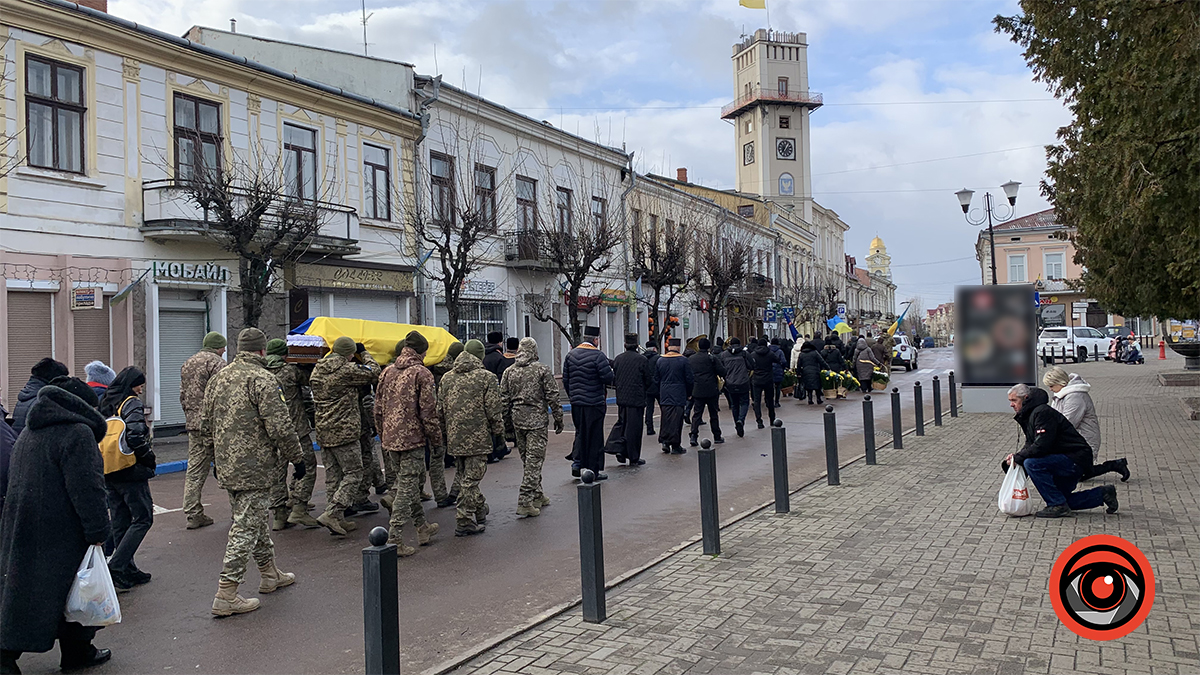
[6,292,54,410]
[336,293,399,323]
[158,310,207,425]
[73,305,112,377]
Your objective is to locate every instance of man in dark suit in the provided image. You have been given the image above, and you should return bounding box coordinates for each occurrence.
[605,334,653,465]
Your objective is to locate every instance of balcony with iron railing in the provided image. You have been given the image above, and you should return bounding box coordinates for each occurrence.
[721,86,823,119]
[503,229,555,270]
[141,179,360,255]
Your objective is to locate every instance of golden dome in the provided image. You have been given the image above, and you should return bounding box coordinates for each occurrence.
[869,236,886,251]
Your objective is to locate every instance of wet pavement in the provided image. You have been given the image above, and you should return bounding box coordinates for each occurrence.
[16,350,956,675]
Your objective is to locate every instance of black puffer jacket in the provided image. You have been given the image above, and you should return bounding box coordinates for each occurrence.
[688,349,727,399]
[562,344,614,407]
[719,346,754,393]
[611,348,653,408]
[644,349,661,397]
[1010,388,1093,471]
[796,342,829,391]
[822,343,847,371]
[751,343,776,387]
[100,395,156,482]
[10,377,50,436]
[482,343,513,381]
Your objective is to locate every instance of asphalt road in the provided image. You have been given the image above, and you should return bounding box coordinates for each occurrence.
[16,349,956,675]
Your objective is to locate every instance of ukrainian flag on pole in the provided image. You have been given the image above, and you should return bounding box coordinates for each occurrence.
[739,0,766,8]
[887,302,912,337]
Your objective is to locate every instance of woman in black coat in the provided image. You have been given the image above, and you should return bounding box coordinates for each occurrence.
[796,341,830,405]
[98,367,155,591]
[0,380,113,673]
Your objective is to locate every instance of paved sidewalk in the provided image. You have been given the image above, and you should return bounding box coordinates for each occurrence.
[448,358,1199,675]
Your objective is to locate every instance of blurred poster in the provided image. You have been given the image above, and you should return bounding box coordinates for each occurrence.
[956,284,1037,386]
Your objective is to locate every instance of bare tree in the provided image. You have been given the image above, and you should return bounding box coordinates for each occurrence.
[171,139,336,327]
[693,219,754,339]
[1,35,24,180]
[629,197,695,349]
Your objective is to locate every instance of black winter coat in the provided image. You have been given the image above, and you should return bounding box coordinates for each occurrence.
[796,343,830,391]
[654,353,694,407]
[611,349,653,408]
[562,345,614,407]
[10,376,51,436]
[0,405,15,511]
[769,345,786,382]
[644,350,661,397]
[688,350,727,399]
[103,395,157,483]
[0,386,111,653]
[822,344,847,371]
[482,344,514,381]
[750,345,776,387]
[1010,388,1093,471]
[719,347,754,393]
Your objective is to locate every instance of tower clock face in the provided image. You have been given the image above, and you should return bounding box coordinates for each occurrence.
[743,141,755,165]
[776,138,796,160]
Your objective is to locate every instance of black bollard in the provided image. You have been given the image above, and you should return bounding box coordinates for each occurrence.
[891,387,903,450]
[577,469,606,623]
[770,420,789,514]
[933,376,943,426]
[698,439,720,555]
[863,395,876,465]
[914,381,925,436]
[823,405,840,486]
[363,527,400,675]
[948,371,958,418]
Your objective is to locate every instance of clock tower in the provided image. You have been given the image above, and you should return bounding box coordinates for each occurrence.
[722,29,822,222]
[866,236,891,279]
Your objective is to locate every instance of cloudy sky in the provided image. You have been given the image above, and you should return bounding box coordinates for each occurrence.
[111,0,1071,307]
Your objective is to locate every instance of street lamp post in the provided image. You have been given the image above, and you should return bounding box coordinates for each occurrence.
[956,181,1021,285]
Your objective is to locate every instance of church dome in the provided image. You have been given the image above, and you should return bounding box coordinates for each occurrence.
[869,236,886,252]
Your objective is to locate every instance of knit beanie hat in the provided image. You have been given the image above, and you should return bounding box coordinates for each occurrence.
[405,330,429,355]
[84,360,117,386]
[266,338,288,357]
[237,327,267,352]
[31,357,69,383]
[331,336,356,357]
[465,339,485,360]
[447,341,464,360]
[203,331,228,350]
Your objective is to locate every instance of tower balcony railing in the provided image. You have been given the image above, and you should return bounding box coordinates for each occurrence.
[721,86,823,119]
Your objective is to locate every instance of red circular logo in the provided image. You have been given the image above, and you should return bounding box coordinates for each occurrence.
[1049,534,1154,640]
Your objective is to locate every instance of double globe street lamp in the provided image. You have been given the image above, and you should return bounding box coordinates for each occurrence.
[956,181,1021,285]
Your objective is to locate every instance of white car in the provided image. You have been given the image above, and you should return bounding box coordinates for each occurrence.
[891,335,919,371]
[1036,326,1109,363]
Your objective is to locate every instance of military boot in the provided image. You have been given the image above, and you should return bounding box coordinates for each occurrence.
[271,508,293,531]
[212,580,260,616]
[257,562,296,594]
[316,511,347,536]
[537,495,551,508]
[379,495,394,513]
[455,518,485,537]
[390,541,417,557]
[417,522,439,546]
[187,513,214,530]
[287,503,321,528]
[516,504,541,518]
[475,502,490,524]
[339,514,358,532]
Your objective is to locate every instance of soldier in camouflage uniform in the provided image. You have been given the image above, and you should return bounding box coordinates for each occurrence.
[347,386,383,515]
[180,331,228,529]
[438,340,503,536]
[309,336,380,535]
[198,328,305,616]
[263,339,320,529]
[500,338,563,517]
[427,341,463,508]
[375,331,441,555]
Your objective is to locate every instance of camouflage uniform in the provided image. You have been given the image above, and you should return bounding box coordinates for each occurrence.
[310,350,380,523]
[198,352,303,585]
[355,387,385,505]
[180,348,226,522]
[423,356,456,502]
[499,338,562,509]
[264,355,317,514]
[375,347,441,544]
[438,351,503,526]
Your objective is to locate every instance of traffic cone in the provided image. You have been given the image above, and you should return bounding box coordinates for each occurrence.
[1159,341,1167,360]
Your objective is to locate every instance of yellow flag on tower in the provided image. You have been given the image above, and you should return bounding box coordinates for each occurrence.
[739,0,766,8]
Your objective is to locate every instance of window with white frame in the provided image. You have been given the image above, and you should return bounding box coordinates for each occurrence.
[174,93,222,182]
[1044,251,1065,280]
[362,144,390,220]
[1008,254,1027,283]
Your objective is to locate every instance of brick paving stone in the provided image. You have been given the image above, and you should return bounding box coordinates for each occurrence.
[447,358,1199,675]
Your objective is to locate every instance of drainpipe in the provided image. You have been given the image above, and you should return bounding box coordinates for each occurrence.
[411,75,441,325]
[619,152,636,334]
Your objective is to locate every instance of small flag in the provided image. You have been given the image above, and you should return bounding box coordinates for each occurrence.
[739,0,766,7]
[111,268,150,306]
[888,302,912,337]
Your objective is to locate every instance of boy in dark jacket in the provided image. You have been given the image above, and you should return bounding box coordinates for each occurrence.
[1003,385,1117,518]
[98,367,156,590]
[643,341,660,436]
[688,339,727,446]
[750,338,777,428]
[718,338,754,436]
[605,334,653,465]
[654,339,693,454]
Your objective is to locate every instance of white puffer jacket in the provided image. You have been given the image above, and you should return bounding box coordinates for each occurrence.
[1050,373,1101,459]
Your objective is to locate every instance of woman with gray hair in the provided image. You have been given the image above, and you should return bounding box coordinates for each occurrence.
[1042,366,1129,481]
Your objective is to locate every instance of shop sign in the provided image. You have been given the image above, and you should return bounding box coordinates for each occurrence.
[600,288,627,306]
[682,317,690,330]
[70,287,103,310]
[292,263,413,293]
[459,278,497,297]
[153,261,230,284]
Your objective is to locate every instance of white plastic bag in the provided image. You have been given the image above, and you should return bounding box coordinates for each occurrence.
[64,545,122,626]
[998,464,1037,517]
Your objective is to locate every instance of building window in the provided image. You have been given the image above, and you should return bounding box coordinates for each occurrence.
[556,187,573,232]
[25,56,85,173]
[1008,254,1027,283]
[516,176,537,229]
[174,93,221,182]
[631,209,641,245]
[738,204,754,218]
[649,214,659,242]
[440,300,506,342]
[1044,251,1065,280]
[665,219,676,240]
[591,196,606,229]
[779,115,790,129]
[362,144,390,220]
[475,164,496,230]
[778,77,789,96]
[743,117,753,135]
[743,141,755,165]
[430,152,454,225]
[283,123,317,200]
